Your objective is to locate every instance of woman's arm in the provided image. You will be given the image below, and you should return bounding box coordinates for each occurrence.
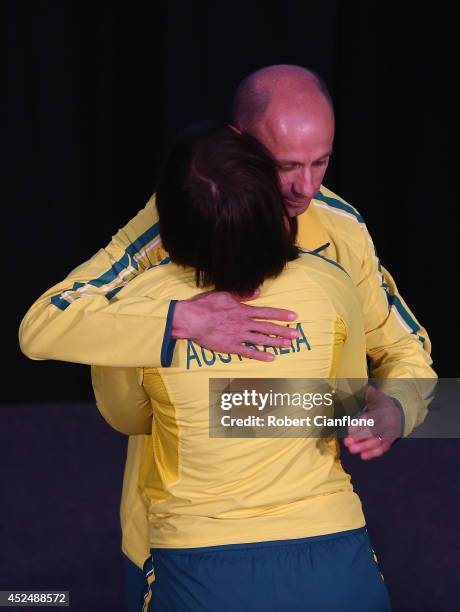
[91,366,152,435]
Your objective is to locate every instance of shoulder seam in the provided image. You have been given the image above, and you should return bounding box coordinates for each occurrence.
[314,191,365,224]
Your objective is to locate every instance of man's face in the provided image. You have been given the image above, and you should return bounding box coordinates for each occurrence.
[249,98,335,217]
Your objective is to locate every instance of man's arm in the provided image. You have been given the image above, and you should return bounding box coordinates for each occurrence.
[360,230,436,432]
[343,220,437,458]
[91,366,152,435]
[19,195,298,367]
[19,196,174,367]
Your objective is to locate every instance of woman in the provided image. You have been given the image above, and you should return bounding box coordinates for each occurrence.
[92,123,390,611]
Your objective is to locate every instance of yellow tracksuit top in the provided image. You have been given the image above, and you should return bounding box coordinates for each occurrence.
[92,252,368,549]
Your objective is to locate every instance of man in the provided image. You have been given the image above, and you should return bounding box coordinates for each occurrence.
[19,65,435,606]
[92,122,390,611]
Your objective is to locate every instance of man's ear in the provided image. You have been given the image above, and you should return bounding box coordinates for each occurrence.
[228,124,242,134]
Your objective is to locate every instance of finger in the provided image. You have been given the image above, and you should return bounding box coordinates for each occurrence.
[344,437,381,453]
[346,426,373,440]
[242,304,297,322]
[360,446,386,460]
[244,333,293,349]
[249,321,299,339]
[236,345,275,362]
[343,435,367,447]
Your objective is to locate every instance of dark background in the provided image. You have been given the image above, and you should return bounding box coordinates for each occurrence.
[4,1,458,611]
[8,0,456,403]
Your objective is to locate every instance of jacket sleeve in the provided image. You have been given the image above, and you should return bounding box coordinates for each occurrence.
[91,366,152,435]
[19,195,176,368]
[357,224,437,436]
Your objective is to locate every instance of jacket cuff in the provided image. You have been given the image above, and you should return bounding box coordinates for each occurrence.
[388,396,405,441]
[161,300,178,367]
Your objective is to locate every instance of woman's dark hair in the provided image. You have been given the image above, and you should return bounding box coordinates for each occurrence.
[156,122,298,295]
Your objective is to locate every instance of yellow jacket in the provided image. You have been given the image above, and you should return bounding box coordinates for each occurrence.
[92,252,368,551]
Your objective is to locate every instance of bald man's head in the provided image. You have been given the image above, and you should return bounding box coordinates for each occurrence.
[232,65,335,217]
[232,65,333,131]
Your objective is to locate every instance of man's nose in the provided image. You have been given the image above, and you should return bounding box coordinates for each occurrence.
[293,168,316,199]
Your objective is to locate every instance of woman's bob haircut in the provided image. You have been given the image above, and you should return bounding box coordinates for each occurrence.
[156,122,298,296]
